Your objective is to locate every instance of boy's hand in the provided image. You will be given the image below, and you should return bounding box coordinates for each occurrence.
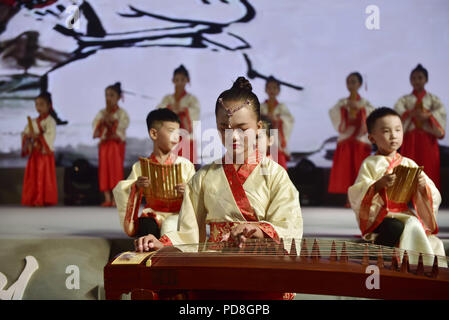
[175,183,186,195]
[417,173,427,193]
[135,234,163,252]
[375,173,396,193]
[136,176,149,189]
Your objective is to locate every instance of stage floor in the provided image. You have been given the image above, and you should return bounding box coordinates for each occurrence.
[1,205,448,300]
[1,205,449,243]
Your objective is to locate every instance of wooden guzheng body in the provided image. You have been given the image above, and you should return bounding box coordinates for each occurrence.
[104,238,449,300]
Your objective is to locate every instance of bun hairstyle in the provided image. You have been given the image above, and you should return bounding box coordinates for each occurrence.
[106,82,122,97]
[347,72,363,85]
[215,76,261,121]
[410,64,428,80]
[36,91,52,106]
[174,64,190,80]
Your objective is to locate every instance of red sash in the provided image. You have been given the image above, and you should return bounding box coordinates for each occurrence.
[222,156,260,222]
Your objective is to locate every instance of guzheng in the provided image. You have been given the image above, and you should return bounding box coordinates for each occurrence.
[103,238,449,300]
[386,165,423,204]
[139,157,183,202]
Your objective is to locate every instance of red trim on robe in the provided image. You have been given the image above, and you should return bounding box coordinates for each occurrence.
[222,159,259,222]
[358,153,402,235]
[123,184,143,237]
[412,184,438,235]
[159,234,173,246]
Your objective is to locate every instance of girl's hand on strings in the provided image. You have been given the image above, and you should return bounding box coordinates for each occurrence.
[135,234,163,252]
[230,224,264,248]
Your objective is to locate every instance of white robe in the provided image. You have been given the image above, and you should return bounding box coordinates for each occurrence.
[260,101,294,154]
[22,115,56,152]
[394,92,446,137]
[162,157,303,249]
[156,92,200,136]
[92,107,130,142]
[348,154,446,266]
[329,97,375,144]
[113,156,196,237]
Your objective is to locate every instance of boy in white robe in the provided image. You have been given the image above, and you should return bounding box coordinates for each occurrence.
[113,108,195,238]
[348,107,446,266]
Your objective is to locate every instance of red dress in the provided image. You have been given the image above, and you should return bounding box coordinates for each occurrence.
[21,114,58,206]
[328,98,372,194]
[93,106,128,192]
[399,90,444,189]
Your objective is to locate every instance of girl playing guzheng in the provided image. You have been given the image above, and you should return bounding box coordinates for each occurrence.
[260,76,294,169]
[328,72,375,203]
[348,107,446,267]
[135,77,303,299]
[156,65,200,163]
[92,82,130,207]
[21,91,58,206]
[113,109,196,238]
[394,64,446,190]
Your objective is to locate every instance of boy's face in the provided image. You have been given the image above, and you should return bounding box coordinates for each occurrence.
[35,97,50,115]
[346,74,361,93]
[410,71,427,92]
[368,115,403,155]
[265,81,280,99]
[172,73,189,90]
[149,121,180,153]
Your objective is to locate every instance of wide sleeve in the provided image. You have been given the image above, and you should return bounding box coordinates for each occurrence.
[112,162,142,237]
[261,165,303,242]
[411,163,442,235]
[161,171,207,246]
[116,109,130,141]
[394,96,413,131]
[348,158,386,235]
[92,110,104,138]
[428,94,446,138]
[188,95,201,122]
[329,99,347,133]
[278,104,294,144]
[182,160,196,183]
[155,95,171,109]
[41,117,56,151]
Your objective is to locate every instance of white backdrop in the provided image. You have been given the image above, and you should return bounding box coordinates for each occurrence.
[1,0,448,166]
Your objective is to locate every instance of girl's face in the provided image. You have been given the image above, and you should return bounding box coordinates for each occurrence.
[216,100,262,161]
[410,71,427,91]
[35,97,50,115]
[105,88,120,108]
[172,73,189,91]
[346,74,361,93]
[265,81,280,99]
